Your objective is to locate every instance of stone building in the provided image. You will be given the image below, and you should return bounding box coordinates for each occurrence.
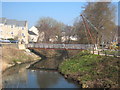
[0,18,28,44]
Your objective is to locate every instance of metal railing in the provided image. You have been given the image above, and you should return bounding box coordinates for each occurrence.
[26,43,94,50]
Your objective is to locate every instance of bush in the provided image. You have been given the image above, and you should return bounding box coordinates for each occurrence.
[7,38,15,40]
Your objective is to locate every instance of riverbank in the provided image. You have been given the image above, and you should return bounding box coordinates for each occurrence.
[28,49,80,70]
[1,45,40,72]
[59,51,119,88]
[28,49,68,70]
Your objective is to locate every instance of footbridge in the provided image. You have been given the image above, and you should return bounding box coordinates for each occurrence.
[26,43,94,50]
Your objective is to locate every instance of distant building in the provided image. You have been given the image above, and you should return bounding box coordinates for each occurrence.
[28,26,39,42]
[29,26,39,35]
[61,30,78,42]
[70,35,78,41]
[0,18,28,44]
[28,31,38,42]
[49,36,58,42]
[61,36,69,42]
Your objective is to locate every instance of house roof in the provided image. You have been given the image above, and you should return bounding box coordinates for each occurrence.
[0,18,27,27]
[28,31,37,35]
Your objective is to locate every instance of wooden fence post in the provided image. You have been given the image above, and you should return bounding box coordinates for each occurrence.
[93,48,94,54]
[105,51,107,56]
[98,51,99,55]
[114,53,116,57]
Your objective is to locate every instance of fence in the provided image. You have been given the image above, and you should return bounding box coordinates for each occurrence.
[92,49,120,57]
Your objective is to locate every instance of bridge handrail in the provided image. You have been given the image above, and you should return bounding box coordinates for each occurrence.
[26,43,94,50]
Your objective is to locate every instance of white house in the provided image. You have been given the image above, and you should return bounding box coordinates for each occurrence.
[28,26,39,42]
[28,31,38,42]
[29,26,39,35]
[61,36,69,42]
[49,36,58,42]
[70,35,78,41]
[61,35,78,42]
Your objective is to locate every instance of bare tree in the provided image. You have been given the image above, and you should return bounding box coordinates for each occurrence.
[73,2,117,45]
[73,18,91,44]
[82,2,117,45]
[36,17,65,43]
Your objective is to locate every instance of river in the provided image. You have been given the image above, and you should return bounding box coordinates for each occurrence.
[2,63,81,88]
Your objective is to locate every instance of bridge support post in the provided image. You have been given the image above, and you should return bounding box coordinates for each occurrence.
[18,44,26,50]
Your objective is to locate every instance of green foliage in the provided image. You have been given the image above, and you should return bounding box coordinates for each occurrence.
[59,51,119,87]
[7,38,15,40]
[59,51,98,74]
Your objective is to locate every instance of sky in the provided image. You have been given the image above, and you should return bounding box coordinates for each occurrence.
[2,2,86,28]
[1,2,119,28]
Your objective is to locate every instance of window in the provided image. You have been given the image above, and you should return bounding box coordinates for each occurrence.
[0,29,2,32]
[11,25,13,28]
[22,33,25,37]
[0,24,2,27]
[11,32,13,35]
[22,33,24,36]
[22,27,24,30]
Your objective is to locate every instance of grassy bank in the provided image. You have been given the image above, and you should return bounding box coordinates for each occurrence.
[1,45,40,71]
[59,51,119,88]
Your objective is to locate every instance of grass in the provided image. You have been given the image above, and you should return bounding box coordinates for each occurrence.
[59,50,119,88]
[59,51,99,74]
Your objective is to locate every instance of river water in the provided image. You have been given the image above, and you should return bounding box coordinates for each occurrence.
[3,64,81,88]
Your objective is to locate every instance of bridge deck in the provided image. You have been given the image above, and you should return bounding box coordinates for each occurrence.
[26,43,94,50]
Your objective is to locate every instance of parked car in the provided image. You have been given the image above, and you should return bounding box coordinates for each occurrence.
[0,40,11,43]
[100,44,106,47]
[116,43,120,46]
[10,40,18,43]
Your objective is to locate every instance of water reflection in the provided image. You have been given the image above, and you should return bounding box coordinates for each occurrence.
[36,70,60,88]
[3,64,80,88]
[3,64,28,88]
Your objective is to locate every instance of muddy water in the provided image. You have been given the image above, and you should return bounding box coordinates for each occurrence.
[2,63,81,88]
